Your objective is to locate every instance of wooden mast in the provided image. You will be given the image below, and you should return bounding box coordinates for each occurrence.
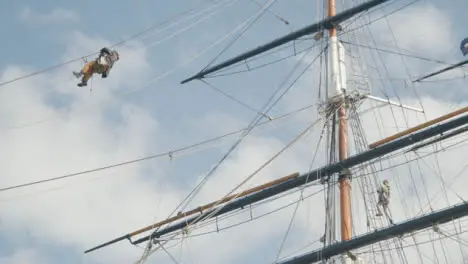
[327,0,352,242]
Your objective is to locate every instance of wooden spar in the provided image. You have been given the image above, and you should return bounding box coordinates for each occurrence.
[130,172,299,235]
[84,172,299,253]
[128,113,468,246]
[368,106,468,149]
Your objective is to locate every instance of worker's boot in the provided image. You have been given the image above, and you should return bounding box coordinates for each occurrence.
[77,81,87,87]
[73,71,83,78]
[376,207,383,216]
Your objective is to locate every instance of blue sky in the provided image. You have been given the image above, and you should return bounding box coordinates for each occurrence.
[1,0,468,263]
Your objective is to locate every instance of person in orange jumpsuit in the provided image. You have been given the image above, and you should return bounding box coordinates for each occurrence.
[73,47,120,87]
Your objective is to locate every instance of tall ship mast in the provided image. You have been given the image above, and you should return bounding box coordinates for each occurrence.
[0,0,467,263]
[78,0,468,263]
[83,0,468,263]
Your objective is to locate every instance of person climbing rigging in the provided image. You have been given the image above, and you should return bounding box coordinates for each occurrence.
[376,179,393,224]
[73,47,120,87]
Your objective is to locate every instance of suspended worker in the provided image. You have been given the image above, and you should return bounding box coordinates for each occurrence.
[461,38,468,56]
[376,179,393,224]
[73,47,120,87]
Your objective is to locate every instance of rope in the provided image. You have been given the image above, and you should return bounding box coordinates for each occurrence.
[200,0,279,72]
[138,45,326,261]
[0,104,314,193]
[119,0,276,95]
[340,41,467,70]
[0,0,236,88]
[200,79,273,120]
[142,0,240,50]
[136,184,327,260]
[151,42,324,244]
[139,116,322,262]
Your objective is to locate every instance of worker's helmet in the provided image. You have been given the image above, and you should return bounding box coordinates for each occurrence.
[100,47,111,55]
[383,179,389,186]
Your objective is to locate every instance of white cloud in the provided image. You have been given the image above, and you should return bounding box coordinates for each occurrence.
[0,28,324,264]
[378,3,455,58]
[1,1,468,264]
[19,7,79,24]
[0,248,50,264]
[0,32,174,263]
[358,2,466,97]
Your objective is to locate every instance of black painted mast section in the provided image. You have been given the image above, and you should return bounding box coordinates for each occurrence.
[180,0,390,84]
[413,59,468,82]
[409,125,468,152]
[131,112,468,245]
[279,202,468,264]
